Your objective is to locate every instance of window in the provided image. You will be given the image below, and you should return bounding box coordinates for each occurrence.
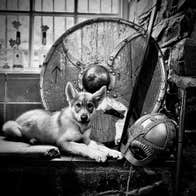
[0,0,122,70]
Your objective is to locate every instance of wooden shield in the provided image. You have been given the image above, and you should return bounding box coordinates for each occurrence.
[40,18,166,144]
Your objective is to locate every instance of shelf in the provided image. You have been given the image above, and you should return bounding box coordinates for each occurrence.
[0,102,42,104]
[0,68,41,74]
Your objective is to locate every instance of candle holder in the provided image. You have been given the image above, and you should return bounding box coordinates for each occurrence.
[41,25,49,46]
[9,20,24,68]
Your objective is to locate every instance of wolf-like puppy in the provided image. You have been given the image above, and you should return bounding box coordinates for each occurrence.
[2,82,123,162]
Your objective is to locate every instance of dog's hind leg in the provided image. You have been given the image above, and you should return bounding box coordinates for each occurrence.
[2,121,23,138]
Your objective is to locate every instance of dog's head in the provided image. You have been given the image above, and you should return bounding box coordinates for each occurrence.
[65,82,106,124]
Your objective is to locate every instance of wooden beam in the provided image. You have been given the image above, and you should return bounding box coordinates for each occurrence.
[169,72,196,89]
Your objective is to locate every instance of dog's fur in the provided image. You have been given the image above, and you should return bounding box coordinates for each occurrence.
[2,82,122,162]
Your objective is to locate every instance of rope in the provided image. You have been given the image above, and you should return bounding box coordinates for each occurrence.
[126,164,135,196]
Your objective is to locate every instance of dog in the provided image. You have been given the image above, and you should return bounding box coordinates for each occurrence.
[2,82,123,162]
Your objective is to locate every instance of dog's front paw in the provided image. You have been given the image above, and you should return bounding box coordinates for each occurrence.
[95,154,107,162]
[107,149,123,160]
[89,150,108,162]
[97,145,123,160]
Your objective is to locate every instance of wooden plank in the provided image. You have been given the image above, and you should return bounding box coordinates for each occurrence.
[7,78,41,102]
[80,23,98,63]
[102,22,117,62]
[63,28,81,62]
[90,110,116,143]
[41,44,80,111]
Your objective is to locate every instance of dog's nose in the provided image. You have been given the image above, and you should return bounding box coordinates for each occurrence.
[81,114,88,122]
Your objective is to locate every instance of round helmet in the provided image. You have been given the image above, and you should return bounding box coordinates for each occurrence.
[123,113,176,166]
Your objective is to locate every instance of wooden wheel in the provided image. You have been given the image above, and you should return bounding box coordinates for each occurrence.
[40,17,166,143]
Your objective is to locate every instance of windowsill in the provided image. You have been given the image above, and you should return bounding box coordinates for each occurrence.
[0,67,41,74]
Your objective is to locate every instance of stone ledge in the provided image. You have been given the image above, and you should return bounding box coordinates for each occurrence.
[0,143,174,196]
[0,157,174,196]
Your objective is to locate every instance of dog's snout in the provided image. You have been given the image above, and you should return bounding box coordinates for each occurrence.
[81,114,88,122]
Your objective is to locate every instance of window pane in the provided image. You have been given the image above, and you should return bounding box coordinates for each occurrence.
[33,16,53,67]
[66,0,74,12]
[0,0,6,10]
[33,16,41,67]
[78,0,118,14]
[7,0,18,10]
[34,0,41,11]
[101,0,112,13]
[7,16,16,42]
[78,0,88,13]
[54,17,65,41]
[89,0,100,13]
[43,16,53,47]
[0,15,5,48]
[66,17,74,29]
[43,0,53,11]
[19,0,30,11]
[4,0,29,11]
[33,16,41,51]
[7,15,17,67]
[54,0,65,12]
[33,16,74,67]
[112,0,119,14]
[35,0,53,11]
[35,0,74,12]
[0,48,7,68]
[78,0,101,13]
[0,15,6,67]
[6,15,29,67]
[19,16,29,66]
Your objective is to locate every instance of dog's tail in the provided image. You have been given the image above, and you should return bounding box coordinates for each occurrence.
[2,121,23,138]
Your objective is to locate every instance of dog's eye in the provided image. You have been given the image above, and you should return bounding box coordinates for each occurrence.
[87,103,94,110]
[76,103,81,108]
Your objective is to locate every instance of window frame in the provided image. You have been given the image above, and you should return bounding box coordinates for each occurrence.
[0,0,123,70]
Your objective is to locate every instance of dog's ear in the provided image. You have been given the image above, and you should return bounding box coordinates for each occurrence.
[92,86,106,107]
[65,82,79,104]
